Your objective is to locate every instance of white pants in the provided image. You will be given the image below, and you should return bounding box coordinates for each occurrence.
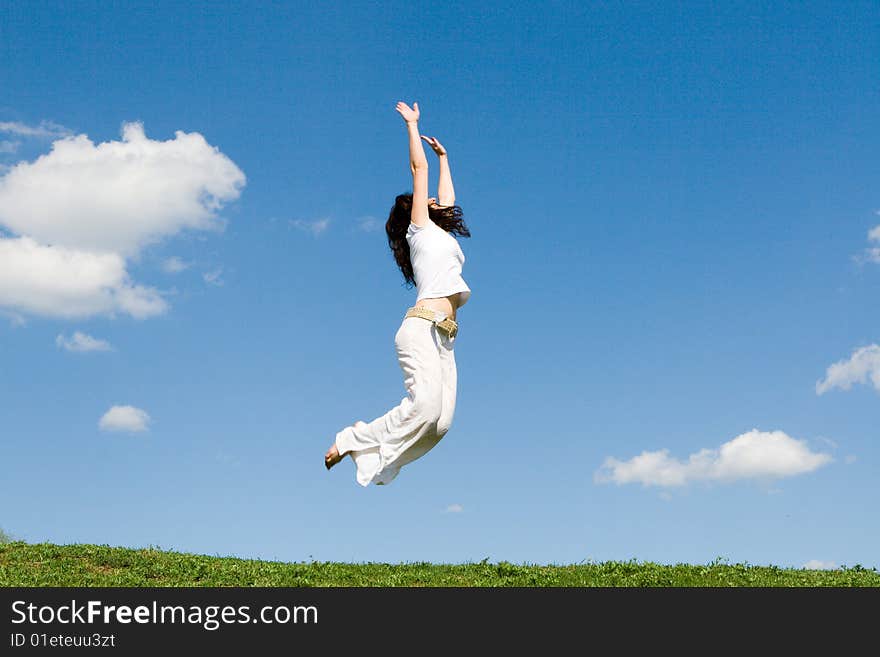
[335,308,458,486]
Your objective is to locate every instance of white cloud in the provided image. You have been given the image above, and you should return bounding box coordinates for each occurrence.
[854,247,880,265]
[0,309,26,327]
[290,218,330,236]
[203,268,224,286]
[0,237,166,319]
[215,451,239,466]
[161,256,191,274]
[357,216,380,232]
[0,120,71,139]
[56,331,113,352]
[594,429,832,488]
[0,121,245,255]
[802,560,838,570]
[0,121,244,320]
[0,141,20,154]
[99,405,150,433]
[856,224,880,263]
[816,344,880,395]
[444,504,464,513]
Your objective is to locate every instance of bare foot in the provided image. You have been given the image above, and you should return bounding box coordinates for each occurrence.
[324,421,366,471]
[324,443,343,470]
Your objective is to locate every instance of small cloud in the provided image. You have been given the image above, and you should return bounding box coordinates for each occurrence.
[853,248,880,265]
[444,504,464,513]
[0,140,20,154]
[289,218,330,236]
[215,451,239,466]
[0,119,72,139]
[357,216,380,232]
[658,491,673,502]
[99,405,150,433]
[56,331,113,353]
[594,429,833,489]
[203,268,224,286]
[853,224,880,264]
[844,454,857,465]
[802,559,838,570]
[161,256,191,274]
[0,309,26,327]
[816,344,880,395]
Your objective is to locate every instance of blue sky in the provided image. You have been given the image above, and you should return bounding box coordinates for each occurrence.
[1,1,878,570]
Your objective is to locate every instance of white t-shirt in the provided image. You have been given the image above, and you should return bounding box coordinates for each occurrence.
[406,219,471,307]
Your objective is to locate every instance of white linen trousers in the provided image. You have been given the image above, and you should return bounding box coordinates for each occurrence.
[334,308,458,486]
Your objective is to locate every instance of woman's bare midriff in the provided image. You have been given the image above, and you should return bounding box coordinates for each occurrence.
[415,293,462,322]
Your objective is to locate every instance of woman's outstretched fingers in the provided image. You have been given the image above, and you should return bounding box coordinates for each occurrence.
[395,100,420,123]
[420,135,446,155]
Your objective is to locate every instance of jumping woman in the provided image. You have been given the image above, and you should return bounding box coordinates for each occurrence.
[323,100,472,486]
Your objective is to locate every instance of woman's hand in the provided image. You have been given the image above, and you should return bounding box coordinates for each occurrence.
[420,135,447,156]
[395,101,420,124]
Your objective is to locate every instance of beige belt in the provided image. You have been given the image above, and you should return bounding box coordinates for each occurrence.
[405,306,459,339]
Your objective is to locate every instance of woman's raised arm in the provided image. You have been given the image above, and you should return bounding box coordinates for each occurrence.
[421,136,455,206]
[395,101,429,227]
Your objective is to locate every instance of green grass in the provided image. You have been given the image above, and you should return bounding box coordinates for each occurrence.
[1,542,877,586]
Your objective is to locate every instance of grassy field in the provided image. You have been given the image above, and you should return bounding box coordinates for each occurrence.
[2,542,878,586]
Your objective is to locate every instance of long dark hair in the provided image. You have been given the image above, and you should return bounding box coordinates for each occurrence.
[385,193,471,287]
